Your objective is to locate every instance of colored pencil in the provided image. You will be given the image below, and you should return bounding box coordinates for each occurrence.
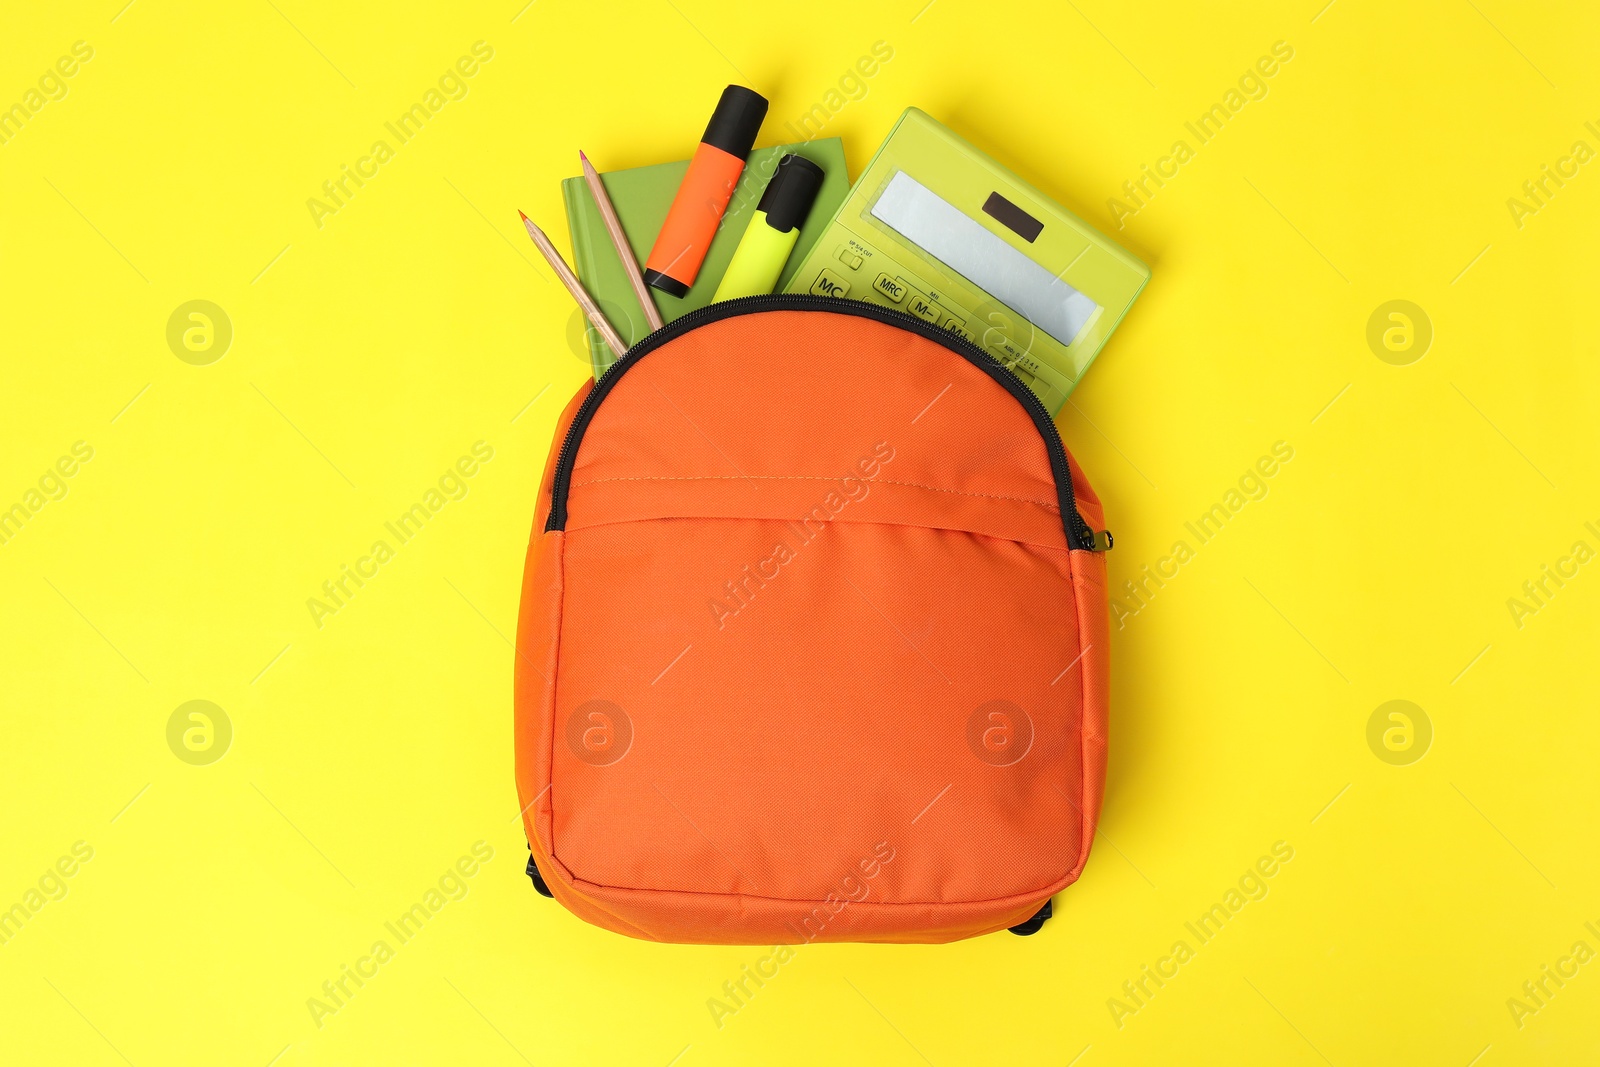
[518,210,627,357]
[580,150,663,332]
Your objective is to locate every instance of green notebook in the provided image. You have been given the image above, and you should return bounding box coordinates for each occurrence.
[562,138,849,377]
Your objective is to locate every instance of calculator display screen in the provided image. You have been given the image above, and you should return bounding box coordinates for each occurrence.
[870,170,1099,347]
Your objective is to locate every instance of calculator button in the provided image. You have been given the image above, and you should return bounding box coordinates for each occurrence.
[836,248,863,270]
[940,313,966,332]
[811,269,850,297]
[872,273,907,302]
[907,294,940,323]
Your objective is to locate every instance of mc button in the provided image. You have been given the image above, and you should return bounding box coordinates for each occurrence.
[811,269,850,298]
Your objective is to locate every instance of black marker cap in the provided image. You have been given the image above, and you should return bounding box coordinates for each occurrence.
[757,154,824,233]
[701,85,768,157]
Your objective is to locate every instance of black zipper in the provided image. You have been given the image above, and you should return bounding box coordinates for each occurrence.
[544,294,1108,552]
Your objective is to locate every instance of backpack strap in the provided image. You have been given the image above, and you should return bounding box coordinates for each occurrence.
[525,848,554,898]
[1008,899,1052,936]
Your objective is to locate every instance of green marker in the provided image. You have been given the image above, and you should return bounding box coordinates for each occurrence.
[713,154,824,301]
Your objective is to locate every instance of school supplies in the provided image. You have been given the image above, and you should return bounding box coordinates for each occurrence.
[712,154,825,301]
[518,211,627,358]
[562,139,848,376]
[783,108,1150,414]
[579,151,662,332]
[643,85,768,297]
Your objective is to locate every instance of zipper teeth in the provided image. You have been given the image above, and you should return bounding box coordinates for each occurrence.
[547,295,1096,550]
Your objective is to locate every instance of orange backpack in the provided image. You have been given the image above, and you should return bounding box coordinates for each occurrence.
[515,296,1111,944]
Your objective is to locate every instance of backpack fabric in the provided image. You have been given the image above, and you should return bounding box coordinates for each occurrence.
[514,297,1110,944]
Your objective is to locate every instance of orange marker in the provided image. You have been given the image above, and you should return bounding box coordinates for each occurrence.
[643,85,768,298]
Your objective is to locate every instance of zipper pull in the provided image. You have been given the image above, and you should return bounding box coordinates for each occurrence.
[1090,530,1113,552]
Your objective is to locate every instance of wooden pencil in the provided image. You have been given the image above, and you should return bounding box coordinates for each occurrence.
[518,210,628,358]
[580,150,664,332]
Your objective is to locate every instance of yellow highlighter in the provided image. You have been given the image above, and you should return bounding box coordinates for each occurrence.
[713,154,824,301]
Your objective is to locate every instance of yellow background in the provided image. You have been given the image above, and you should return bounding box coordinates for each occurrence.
[2,0,1597,1063]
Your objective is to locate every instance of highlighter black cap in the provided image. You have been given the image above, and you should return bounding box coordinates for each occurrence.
[757,154,824,233]
[701,85,768,157]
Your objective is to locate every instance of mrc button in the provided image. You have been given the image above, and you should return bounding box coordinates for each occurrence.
[872,273,907,302]
[810,269,850,297]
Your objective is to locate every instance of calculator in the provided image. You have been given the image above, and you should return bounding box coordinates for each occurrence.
[781,108,1150,414]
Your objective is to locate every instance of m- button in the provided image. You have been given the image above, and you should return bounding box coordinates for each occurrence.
[907,293,940,323]
[872,273,907,302]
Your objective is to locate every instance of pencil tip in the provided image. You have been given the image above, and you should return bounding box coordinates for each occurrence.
[578,150,589,163]
[517,210,529,221]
